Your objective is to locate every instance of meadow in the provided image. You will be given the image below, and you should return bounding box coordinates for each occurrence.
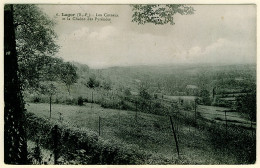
[26,101,255,164]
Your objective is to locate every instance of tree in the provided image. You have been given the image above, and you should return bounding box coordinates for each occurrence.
[86,75,100,89]
[58,62,78,95]
[102,79,112,90]
[4,5,27,164]
[131,4,194,25]
[236,91,256,122]
[39,82,57,118]
[13,4,59,90]
[199,89,211,105]
[139,87,151,100]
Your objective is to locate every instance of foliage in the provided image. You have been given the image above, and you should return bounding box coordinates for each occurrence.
[139,88,151,100]
[139,82,151,100]
[38,82,57,96]
[31,140,42,164]
[124,88,132,97]
[86,75,100,89]
[77,96,84,106]
[102,80,112,90]
[183,101,193,110]
[13,4,59,89]
[236,91,256,121]
[131,4,194,25]
[58,62,78,95]
[199,89,211,105]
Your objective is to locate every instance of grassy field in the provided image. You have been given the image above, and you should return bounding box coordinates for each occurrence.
[198,105,256,129]
[25,102,255,164]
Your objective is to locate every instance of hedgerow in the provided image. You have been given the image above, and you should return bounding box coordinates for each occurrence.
[25,112,173,164]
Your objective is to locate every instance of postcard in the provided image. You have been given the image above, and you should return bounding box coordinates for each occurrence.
[2,0,258,166]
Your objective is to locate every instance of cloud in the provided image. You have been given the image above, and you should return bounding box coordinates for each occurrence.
[188,46,202,56]
[51,5,256,68]
[185,38,255,64]
[60,27,90,41]
[61,26,118,42]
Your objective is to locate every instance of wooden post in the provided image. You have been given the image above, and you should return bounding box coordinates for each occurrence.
[118,106,121,127]
[59,113,63,122]
[99,116,101,136]
[135,101,137,122]
[91,91,93,109]
[194,100,197,125]
[176,112,179,134]
[169,116,180,157]
[50,96,52,118]
[224,110,228,138]
[53,125,58,164]
[92,91,93,103]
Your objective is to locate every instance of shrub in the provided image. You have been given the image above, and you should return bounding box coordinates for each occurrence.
[183,101,193,110]
[65,97,77,105]
[33,96,40,103]
[83,98,89,103]
[77,96,84,106]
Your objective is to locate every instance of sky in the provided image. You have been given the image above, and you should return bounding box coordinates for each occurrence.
[39,5,256,68]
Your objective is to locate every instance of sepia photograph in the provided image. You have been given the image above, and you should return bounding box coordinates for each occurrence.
[3,2,257,165]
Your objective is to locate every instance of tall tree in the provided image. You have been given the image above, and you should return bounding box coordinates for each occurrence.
[5,5,59,164]
[4,5,27,164]
[58,62,78,95]
[13,4,59,90]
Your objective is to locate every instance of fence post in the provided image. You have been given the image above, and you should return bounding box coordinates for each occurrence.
[99,116,101,136]
[53,125,58,164]
[169,116,180,157]
[194,100,197,125]
[91,91,93,109]
[224,110,228,138]
[92,91,93,103]
[49,96,52,118]
[117,106,121,129]
[59,113,62,122]
[135,101,138,122]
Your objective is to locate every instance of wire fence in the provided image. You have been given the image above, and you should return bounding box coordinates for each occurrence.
[53,101,255,161]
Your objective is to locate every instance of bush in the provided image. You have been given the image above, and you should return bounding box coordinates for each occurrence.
[65,97,77,105]
[100,99,119,109]
[77,96,84,106]
[33,96,40,103]
[183,101,193,110]
[83,98,89,103]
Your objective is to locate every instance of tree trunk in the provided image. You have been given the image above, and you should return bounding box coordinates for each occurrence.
[4,5,27,164]
[50,96,52,118]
